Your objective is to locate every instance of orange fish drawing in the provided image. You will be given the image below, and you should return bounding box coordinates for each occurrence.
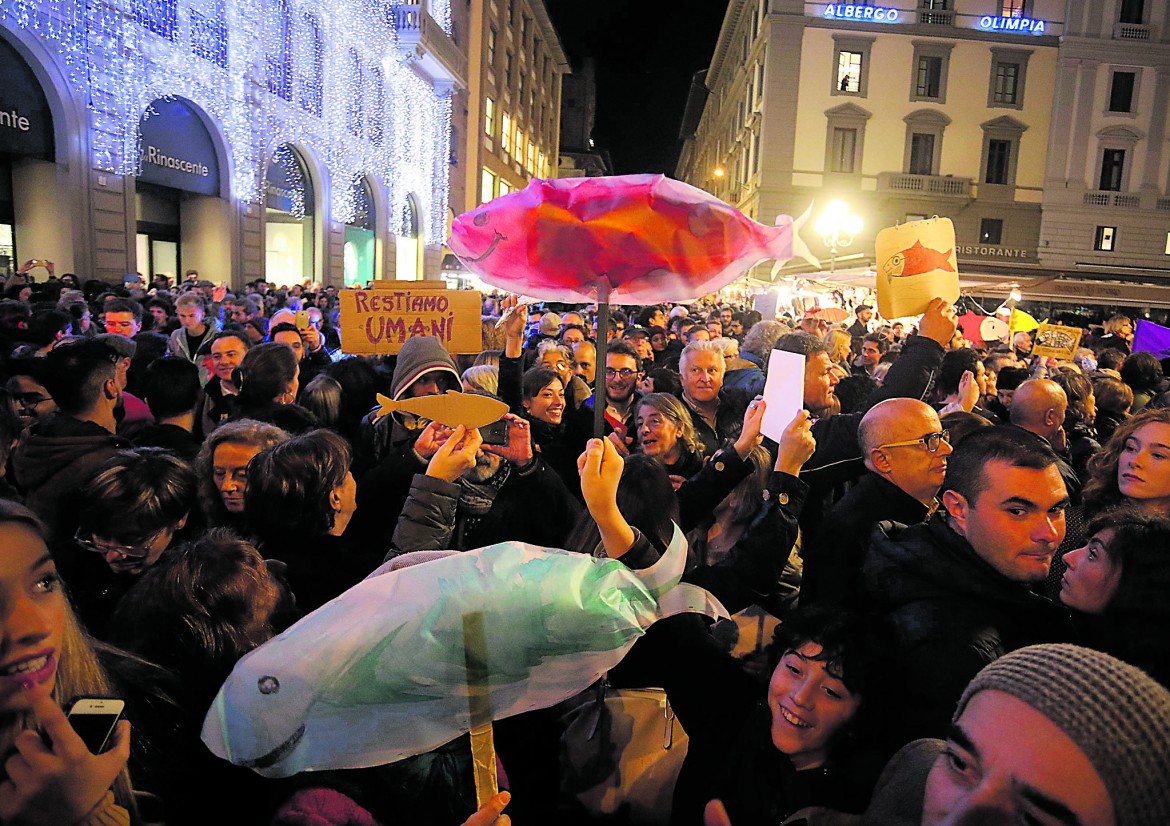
[883,240,955,278]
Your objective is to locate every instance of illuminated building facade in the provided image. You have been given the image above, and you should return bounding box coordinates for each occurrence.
[0,0,464,286]
[461,0,568,211]
[677,1,1063,284]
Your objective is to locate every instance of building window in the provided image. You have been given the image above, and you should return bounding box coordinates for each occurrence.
[190,0,226,66]
[838,52,862,93]
[910,42,953,102]
[501,113,512,154]
[824,102,871,177]
[1000,0,1029,15]
[915,56,943,99]
[980,218,1004,244]
[1108,71,1137,113]
[903,109,950,176]
[296,14,324,116]
[369,66,385,146]
[909,134,936,175]
[499,181,511,196]
[487,28,497,68]
[136,0,177,39]
[347,49,363,136]
[979,116,1027,189]
[830,128,858,173]
[831,36,874,97]
[521,15,530,44]
[985,140,1011,184]
[265,0,293,101]
[1164,232,1170,255]
[1095,226,1117,251]
[988,48,1031,109]
[481,170,496,204]
[1100,149,1126,191]
[484,97,495,136]
[1120,0,1144,24]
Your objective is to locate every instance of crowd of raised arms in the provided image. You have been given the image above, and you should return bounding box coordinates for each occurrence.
[0,264,1167,826]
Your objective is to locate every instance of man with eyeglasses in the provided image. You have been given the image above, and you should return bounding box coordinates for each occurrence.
[583,340,644,449]
[801,398,952,608]
[63,447,196,638]
[862,426,1073,750]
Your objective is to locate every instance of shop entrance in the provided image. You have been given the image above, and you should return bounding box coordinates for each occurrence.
[343,177,375,286]
[136,97,231,285]
[135,181,181,282]
[265,144,316,287]
[0,35,58,280]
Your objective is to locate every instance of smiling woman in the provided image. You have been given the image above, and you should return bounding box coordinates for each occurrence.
[0,501,136,824]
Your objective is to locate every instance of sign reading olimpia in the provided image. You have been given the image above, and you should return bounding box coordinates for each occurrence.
[0,0,453,241]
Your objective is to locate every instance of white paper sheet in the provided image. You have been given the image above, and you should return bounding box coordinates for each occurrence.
[761,349,805,443]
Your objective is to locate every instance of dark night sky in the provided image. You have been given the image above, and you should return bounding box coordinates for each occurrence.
[546,0,731,176]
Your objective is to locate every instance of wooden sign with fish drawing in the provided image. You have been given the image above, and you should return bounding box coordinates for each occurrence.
[339,281,482,355]
[874,217,960,319]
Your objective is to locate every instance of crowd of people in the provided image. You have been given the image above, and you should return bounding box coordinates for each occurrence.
[0,264,1168,826]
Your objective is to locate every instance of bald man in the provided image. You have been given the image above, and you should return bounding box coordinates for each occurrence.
[801,398,952,607]
[1010,379,1068,452]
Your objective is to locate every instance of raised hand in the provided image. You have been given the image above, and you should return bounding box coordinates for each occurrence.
[774,409,815,476]
[482,415,534,467]
[0,693,130,826]
[733,397,765,458]
[917,298,958,348]
[425,425,483,483]
[414,420,454,460]
[577,437,635,558]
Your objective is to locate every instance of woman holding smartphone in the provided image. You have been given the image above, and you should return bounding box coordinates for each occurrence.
[0,500,134,825]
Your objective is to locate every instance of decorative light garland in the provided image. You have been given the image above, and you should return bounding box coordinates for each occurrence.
[1,0,452,244]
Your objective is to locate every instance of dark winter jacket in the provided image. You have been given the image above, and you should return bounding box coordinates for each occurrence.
[801,473,931,609]
[11,412,131,542]
[387,457,582,556]
[862,515,1072,748]
[680,386,751,457]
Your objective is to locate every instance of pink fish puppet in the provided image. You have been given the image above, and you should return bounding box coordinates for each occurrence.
[449,174,818,304]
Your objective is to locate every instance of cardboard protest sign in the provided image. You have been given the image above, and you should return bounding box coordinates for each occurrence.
[1031,323,1083,360]
[1010,307,1039,334]
[874,217,960,319]
[761,350,805,443]
[339,282,481,355]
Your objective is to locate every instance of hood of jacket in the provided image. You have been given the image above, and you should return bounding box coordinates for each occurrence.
[11,413,127,491]
[390,336,461,400]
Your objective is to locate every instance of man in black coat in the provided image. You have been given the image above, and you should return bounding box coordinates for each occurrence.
[847,303,873,353]
[861,426,1073,749]
[801,398,951,607]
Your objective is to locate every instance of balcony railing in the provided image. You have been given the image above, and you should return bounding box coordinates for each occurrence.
[918,9,954,25]
[392,4,468,89]
[878,172,970,197]
[1113,22,1152,39]
[1083,191,1142,208]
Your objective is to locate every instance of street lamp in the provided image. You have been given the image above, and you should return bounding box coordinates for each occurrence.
[814,200,863,273]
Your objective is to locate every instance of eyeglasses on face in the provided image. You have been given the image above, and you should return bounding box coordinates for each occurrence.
[74,527,167,558]
[605,367,638,378]
[876,429,950,454]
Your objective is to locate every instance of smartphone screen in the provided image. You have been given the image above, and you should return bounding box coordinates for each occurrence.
[295,311,310,330]
[479,419,509,445]
[66,698,125,754]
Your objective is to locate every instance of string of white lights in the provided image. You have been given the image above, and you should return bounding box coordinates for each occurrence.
[1,0,450,243]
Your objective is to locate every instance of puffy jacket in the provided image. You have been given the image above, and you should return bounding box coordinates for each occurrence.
[167,327,213,386]
[862,515,1072,748]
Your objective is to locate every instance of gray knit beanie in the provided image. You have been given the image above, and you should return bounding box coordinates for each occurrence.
[956,644,1170,826]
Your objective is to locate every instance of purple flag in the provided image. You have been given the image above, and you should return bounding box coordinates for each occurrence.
[1133,320,1170,357]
